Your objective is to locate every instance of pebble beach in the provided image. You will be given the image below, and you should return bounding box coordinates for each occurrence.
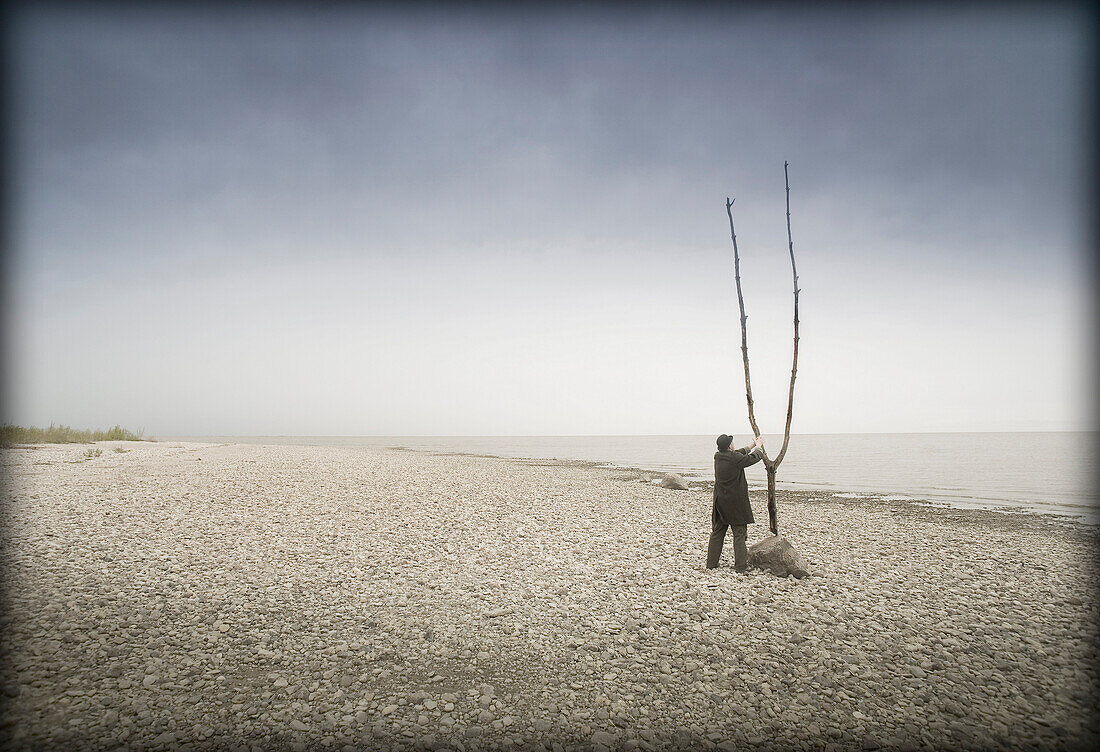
[1,440,1097,752]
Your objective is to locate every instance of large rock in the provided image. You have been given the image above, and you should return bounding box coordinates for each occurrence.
[659,473,689,490]
[748,535,811,578]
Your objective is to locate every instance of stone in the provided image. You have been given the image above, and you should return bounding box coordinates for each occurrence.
[747,535,810,578]
[7,434,1098,752]
[659,474,689,491]
[592,730,618,747]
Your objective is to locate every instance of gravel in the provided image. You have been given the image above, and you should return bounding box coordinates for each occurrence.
[1,440,1097,751]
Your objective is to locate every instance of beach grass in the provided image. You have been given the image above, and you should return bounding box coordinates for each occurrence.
[0,423,146,446]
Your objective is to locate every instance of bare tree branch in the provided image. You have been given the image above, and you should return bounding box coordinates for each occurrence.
[773,161,800,468]
[724,163,801,536]
[725,197,767,458]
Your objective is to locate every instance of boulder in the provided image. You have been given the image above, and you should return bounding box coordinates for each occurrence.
[748,535,811,578]
[659,473,689,490]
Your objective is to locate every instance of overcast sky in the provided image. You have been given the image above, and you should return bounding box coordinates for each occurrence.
[4,4,1094,435]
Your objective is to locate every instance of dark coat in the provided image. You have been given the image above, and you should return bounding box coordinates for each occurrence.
[713,446,763,526]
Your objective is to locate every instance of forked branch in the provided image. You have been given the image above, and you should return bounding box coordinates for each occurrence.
[724,163,800,537]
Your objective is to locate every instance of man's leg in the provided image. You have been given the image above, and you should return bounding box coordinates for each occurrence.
[707,508,728,569]
[732,525,749,572]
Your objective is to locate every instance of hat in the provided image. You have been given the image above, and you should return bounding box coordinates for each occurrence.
[716,434,733,451]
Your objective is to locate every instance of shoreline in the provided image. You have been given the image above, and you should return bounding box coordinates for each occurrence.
[12,436,1094,529]
[151,435,1098,526]
[2,440,1097,751]
[8,436,1095,531]
[377,443,1100,530]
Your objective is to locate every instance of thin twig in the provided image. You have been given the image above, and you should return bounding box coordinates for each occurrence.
[726,197,769,462]
[773,161,799,468]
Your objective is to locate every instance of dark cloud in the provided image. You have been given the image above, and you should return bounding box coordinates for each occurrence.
[12,6,1087,266]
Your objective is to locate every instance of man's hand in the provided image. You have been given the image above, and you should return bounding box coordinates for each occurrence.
[753,435,765,449]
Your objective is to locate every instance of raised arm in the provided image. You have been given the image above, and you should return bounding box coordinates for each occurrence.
[739,435,765,456]
[730,445,764,469]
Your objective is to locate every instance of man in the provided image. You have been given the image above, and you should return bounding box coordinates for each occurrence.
[707,433,765,571]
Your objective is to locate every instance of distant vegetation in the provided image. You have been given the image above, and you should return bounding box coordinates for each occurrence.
[0,424,146,446]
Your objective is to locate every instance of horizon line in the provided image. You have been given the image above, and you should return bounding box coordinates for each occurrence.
[152,430,1096,438]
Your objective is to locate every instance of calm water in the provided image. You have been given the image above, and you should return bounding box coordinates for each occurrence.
[163,433,1097,523]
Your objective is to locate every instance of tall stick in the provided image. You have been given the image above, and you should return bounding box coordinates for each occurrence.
[727,195,777,534]
[725,163,800,536]
[725,197,766,449]
[773,161,800,467]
